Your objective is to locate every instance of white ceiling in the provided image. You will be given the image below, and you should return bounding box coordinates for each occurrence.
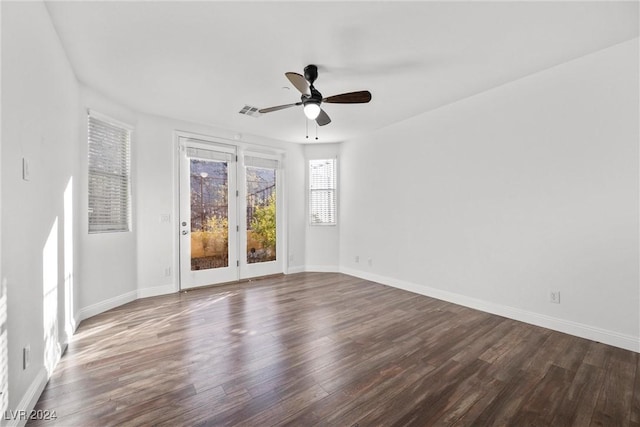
[45,1,638,144]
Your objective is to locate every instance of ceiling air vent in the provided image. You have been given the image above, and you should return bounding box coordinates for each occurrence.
[238,105,261,118]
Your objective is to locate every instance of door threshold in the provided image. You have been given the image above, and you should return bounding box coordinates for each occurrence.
[179,273,285,293]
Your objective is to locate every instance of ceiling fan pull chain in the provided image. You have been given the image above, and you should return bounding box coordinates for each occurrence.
[305,118,309,139]
[315,123,318,140]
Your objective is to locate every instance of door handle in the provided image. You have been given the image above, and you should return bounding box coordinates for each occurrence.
[182,230,189,235]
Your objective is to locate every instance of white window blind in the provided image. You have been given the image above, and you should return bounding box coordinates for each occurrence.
[309,158,336,225]
[186,146,234,162]
[88,112,131,233]
[245,155,279,170]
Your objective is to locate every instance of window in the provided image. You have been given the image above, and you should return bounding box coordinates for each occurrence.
[87,111,132,233]
[309,158,336,225]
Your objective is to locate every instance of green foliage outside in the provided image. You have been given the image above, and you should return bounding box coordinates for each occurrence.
[206,215,228,242]
[250,193,276,249]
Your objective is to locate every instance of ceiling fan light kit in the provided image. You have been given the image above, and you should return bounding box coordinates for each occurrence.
[259,64,372,129]
[303,102,321,120]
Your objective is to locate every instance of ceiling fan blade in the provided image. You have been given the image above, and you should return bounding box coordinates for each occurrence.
[259,102,301,114]
[323,90,372,104]
[316,109,331,126]
[285,72,310,95]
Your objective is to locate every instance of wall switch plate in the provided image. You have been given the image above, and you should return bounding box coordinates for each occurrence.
[355,255,359,263]
[164,267,171,277]
[22,158,31,181]
[549,290,561,304]
[23,345,30,369]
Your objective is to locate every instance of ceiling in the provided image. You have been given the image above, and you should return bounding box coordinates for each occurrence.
[45,1,638,144]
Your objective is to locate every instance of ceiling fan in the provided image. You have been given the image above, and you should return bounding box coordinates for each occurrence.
[259,64,372,126]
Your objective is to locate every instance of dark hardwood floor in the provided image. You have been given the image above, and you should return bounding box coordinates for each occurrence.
[29,272,639,426]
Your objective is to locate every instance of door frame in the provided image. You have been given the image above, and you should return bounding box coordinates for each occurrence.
[174,131,287,291]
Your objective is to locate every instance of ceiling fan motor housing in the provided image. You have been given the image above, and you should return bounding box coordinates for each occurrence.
[304,64,318,85]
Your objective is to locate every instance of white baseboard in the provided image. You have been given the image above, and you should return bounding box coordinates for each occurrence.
[286,265,305,274]
[304,265,339,273]
[340,267,640,353]
[6,368,48,427]
[76,290,138,324]
[137,283,176,299]
[76,284,177,325]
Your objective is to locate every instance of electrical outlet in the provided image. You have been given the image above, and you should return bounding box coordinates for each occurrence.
[367,258,373,267]
[355,255,359,263]
[159,214,171,223]
[289,254,294,262]
[164,267,172,277]
[23,345,30,369]
[549,290,561,304]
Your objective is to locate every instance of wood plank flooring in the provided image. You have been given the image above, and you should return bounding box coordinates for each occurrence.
[28,272,639,426]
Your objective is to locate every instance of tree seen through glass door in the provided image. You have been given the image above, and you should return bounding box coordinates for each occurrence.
[246,166,276,264]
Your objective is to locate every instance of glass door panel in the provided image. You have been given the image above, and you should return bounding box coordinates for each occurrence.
[239,154,282,279]
[245,166,276,264]
[190,159,229,270]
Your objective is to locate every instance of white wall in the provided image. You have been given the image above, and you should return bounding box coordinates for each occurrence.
[0,0,4,417]
[133,114,176,297]
[284,143,306,273]
[2,0,80,420]
[303,143,341,271]
[340,39,640,351]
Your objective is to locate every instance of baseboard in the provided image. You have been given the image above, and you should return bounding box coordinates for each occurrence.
[5,367,48,427]
[286,265,305,274]
[76,290,138,324]
[340,267,640,353]
[64,316,78,341]
[137,283,176,299]
[304,265,339,273]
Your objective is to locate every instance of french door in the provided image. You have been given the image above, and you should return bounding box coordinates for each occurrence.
[179,137,282,289]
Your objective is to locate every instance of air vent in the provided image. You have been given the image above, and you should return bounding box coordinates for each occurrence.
[238,105,261,118]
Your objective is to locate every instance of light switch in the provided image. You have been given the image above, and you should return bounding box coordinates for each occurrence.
[22,158,30,181]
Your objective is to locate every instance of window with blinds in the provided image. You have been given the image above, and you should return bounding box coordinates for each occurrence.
[88,112,132,233]
[309,158,336,225]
